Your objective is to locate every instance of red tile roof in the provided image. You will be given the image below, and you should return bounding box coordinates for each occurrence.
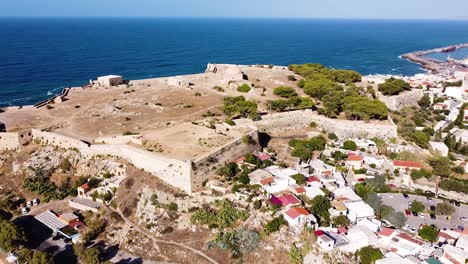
[285,207,310,219]
[439,231,457,240]
[235,157,245,164]
[323,170,332,176]
[294,186,306,194]
[277,194,301,206]
[397,233,424,246]
[393,160,423,168]
[260,177,275,186]
[254,152,271,161]
[347,155,363,162]
[307,176,320,182]
[378,228,396,237]
[80,183,90,191]
[337,227,347,233]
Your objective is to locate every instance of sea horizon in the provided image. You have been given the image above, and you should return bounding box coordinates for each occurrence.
[1,17,468,106]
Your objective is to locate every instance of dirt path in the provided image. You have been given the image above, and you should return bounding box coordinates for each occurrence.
[109,207,219,264]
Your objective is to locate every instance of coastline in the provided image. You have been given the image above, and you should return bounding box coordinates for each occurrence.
[401,43,468,73]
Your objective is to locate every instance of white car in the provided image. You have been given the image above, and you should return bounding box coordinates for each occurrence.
[21,207,29,215]
[461,217,468,222]
[419,213,425,218]
[32,199,40,206]
[26,201,33,207]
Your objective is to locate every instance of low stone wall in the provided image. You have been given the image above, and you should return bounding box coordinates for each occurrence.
[235,110,397,139]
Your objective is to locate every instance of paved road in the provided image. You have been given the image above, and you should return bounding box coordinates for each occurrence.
[379,193,468,230]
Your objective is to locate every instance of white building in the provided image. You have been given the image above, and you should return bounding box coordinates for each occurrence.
[283,207,317,229]
[344,200,375,224]
[97,75,123,87]
[429,141,449,157]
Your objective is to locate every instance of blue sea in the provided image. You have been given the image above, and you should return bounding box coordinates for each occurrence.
[1,17,468,107]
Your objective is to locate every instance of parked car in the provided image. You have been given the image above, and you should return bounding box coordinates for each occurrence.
[32,199,40,206]
[412,211,418,217]
[419,213,425,218]
[430,214,436,220]
[430,205,436,211]
[403,193,409,199]
[21,207,29,215]
[405,209,411,216]
[461,217,468,222]
[26,201,33,207]
[455,201,461,207]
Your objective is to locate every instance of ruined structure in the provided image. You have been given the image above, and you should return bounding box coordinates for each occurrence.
[378,89,423,111]
[0,125,260,194]
[235,109,397,140]
[205,63,248,84]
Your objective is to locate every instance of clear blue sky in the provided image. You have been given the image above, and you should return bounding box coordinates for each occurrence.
[2,0,468,20]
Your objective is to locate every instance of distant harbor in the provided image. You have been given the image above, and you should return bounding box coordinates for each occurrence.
[401,43,468,74]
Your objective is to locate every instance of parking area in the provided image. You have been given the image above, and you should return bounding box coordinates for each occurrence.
[379,193,468,230]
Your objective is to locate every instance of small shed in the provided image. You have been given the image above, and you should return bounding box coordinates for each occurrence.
[97,75,123,87]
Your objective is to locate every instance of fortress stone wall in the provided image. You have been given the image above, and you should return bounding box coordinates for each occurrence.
[191,128,260,191]
[235,109,397,140]
[0,130,33,151]
[378,89,423,111]
[2,127,258,194]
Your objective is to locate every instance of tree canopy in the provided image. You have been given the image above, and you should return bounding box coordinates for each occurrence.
[222,96,258,119]
[356,246,383,264]
[0,219,26,251]
[273,86,298,98]
[343,140,358,151]
[418,225,438,242]
[288,136,327,161]
[378,77,411,96]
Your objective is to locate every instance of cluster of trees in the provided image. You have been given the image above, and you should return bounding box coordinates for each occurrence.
[343,140,358,151]
[410,201,425,213]
[208,228,260,259]
[309,195,331,226]
[222,96,258,119]
[332,215,350,227]
[410,168,432,181]
[17,248,55,264]
[342,96,388,121]
[273,86,298,98]
[288,136,327,161]
[378,77,411,96]
[264,216,288,234]
[418,225,439,242]
[289,64,387,120]
[435,202,455,215]
[191,200,249,229]
[288,64,361,84]
[73,244,112,264]
[356,246,383,264]
[439,178,468,194]
[267,97,315,112]
[23,176,75,202]
[361,190,406,228]
[444,132,467,155]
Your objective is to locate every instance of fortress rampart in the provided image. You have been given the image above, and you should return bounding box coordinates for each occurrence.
[2,127,259,194]
[235,109,397,139]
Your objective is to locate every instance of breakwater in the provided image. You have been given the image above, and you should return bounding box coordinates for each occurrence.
[401,43,468,73]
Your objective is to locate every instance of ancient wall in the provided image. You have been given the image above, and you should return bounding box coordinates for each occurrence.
[378,89,423,111]
[32,129,90,150]
[0,130,33,151]
[191,128,260,192]
[235,110,397,140]
[0,133,21,150]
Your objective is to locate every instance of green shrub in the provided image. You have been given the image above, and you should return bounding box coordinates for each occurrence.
[273,86,298,98]
[237,84,251,93]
